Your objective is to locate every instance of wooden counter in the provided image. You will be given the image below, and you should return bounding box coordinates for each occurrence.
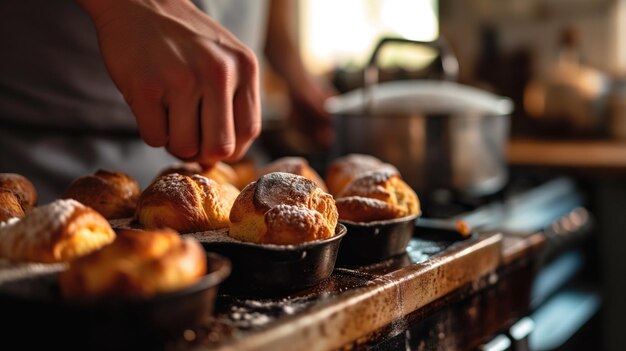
[507,138,626,169]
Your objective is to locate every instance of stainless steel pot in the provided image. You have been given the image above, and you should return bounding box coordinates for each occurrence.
[326,37,514,197]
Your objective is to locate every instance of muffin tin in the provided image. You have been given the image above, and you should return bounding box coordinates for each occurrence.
[336,214,419,266]
[192,224,347,297]
[0,252,231,350]
[336,215,474,267]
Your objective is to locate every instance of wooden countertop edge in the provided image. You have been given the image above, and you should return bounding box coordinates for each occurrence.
[500,232,546,265]
[210,233,503,351]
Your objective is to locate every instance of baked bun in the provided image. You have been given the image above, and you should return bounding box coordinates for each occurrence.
[0,173,37,211]
[136,173,239,233]
[229,158,259,189]
[59,229,206,299]
[0,189,25,222]
[64,170,140,219]
[259,157,327,192]
[229,172,338,245]
[336,171,420,222]
[0,199,116,263]
[325,154,399,196]
[158,161,239,187]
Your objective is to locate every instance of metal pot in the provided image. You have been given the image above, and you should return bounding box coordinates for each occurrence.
[326,37,514,197]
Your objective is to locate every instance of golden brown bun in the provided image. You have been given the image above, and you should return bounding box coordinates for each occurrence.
[229,172,338,245]
[158,161,240,187]
[260,157,328,192]
[136,173,239,233]
[64,170,140,219]
[336,171,420,222]
[229,158,259,189]
[0,199,116,263]
[325,154,399,196]
[0,189,25,222]
[0,173,38,211]
[59,229,206,299]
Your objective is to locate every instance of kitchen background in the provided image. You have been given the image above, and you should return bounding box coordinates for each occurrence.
[258,1,626,350]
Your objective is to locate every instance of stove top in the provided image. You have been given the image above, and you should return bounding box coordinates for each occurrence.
[168,231,476,347]
[165,176,589,351]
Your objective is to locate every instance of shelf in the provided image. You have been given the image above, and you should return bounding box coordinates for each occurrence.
[507,138,626,169]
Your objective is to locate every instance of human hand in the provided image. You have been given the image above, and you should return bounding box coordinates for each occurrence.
[77,0,261,164]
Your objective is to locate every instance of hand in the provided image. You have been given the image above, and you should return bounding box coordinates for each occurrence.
[77,0,261,164]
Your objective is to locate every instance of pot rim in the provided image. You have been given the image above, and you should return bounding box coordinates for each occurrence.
[325,80,514,116]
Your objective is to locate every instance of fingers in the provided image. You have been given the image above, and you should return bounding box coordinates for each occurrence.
[197,47,260,164]
[167,93,201,159]
[199,84,236,163]
[227,69,261,162]
[128,95,168,148]
[130,47,261,164]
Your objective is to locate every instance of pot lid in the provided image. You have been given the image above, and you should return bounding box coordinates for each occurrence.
[325,80,514,116]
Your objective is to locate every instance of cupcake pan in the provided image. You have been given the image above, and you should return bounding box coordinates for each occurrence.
[337,216,474,267]
[199,224,347,297]
[0,252,231,350]
[336,215,419,266]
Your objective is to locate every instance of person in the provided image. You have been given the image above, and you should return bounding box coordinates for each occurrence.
[0,0,334,202]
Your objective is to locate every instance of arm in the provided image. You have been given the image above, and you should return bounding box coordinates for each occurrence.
[264,0,336,147]
[75,0,261,164]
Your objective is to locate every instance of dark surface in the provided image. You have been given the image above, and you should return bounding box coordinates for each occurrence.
[359,257,536,351]
[0,253,231,351]
[166,176,589,350]
[169,226,470,350]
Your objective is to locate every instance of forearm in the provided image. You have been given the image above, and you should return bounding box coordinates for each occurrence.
[264,0,311,91]
[75,0,198,28]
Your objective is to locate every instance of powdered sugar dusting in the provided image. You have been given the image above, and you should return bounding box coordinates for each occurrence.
[254,172,317,210]
[336,196,390,210]
[330,154,399,180]
[183,228,238,243]
[340,170,396,197]
[266,205,317,230]
[0,199,84,258]
[150,173,191,197]
[143,173,201,212]
[191,174,218,194]
[0,217,20,228]
[268,204,307,217]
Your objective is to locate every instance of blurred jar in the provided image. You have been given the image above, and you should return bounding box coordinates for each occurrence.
[523,26,610,137]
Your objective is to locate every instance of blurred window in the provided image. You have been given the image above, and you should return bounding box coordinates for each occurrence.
[299,0,439,74]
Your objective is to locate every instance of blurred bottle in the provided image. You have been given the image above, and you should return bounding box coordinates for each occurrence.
[474,25,532,136]
[524,26,610,137]
[608,77,626,140]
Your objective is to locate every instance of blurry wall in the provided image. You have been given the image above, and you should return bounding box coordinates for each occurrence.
[439,0,621,81]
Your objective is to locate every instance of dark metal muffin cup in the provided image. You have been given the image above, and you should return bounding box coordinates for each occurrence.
[337,214,420,266]
[0,252,231,350]
[202,224,347,297]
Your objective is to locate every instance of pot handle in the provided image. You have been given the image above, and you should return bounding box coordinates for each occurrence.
[363,37,460,113]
